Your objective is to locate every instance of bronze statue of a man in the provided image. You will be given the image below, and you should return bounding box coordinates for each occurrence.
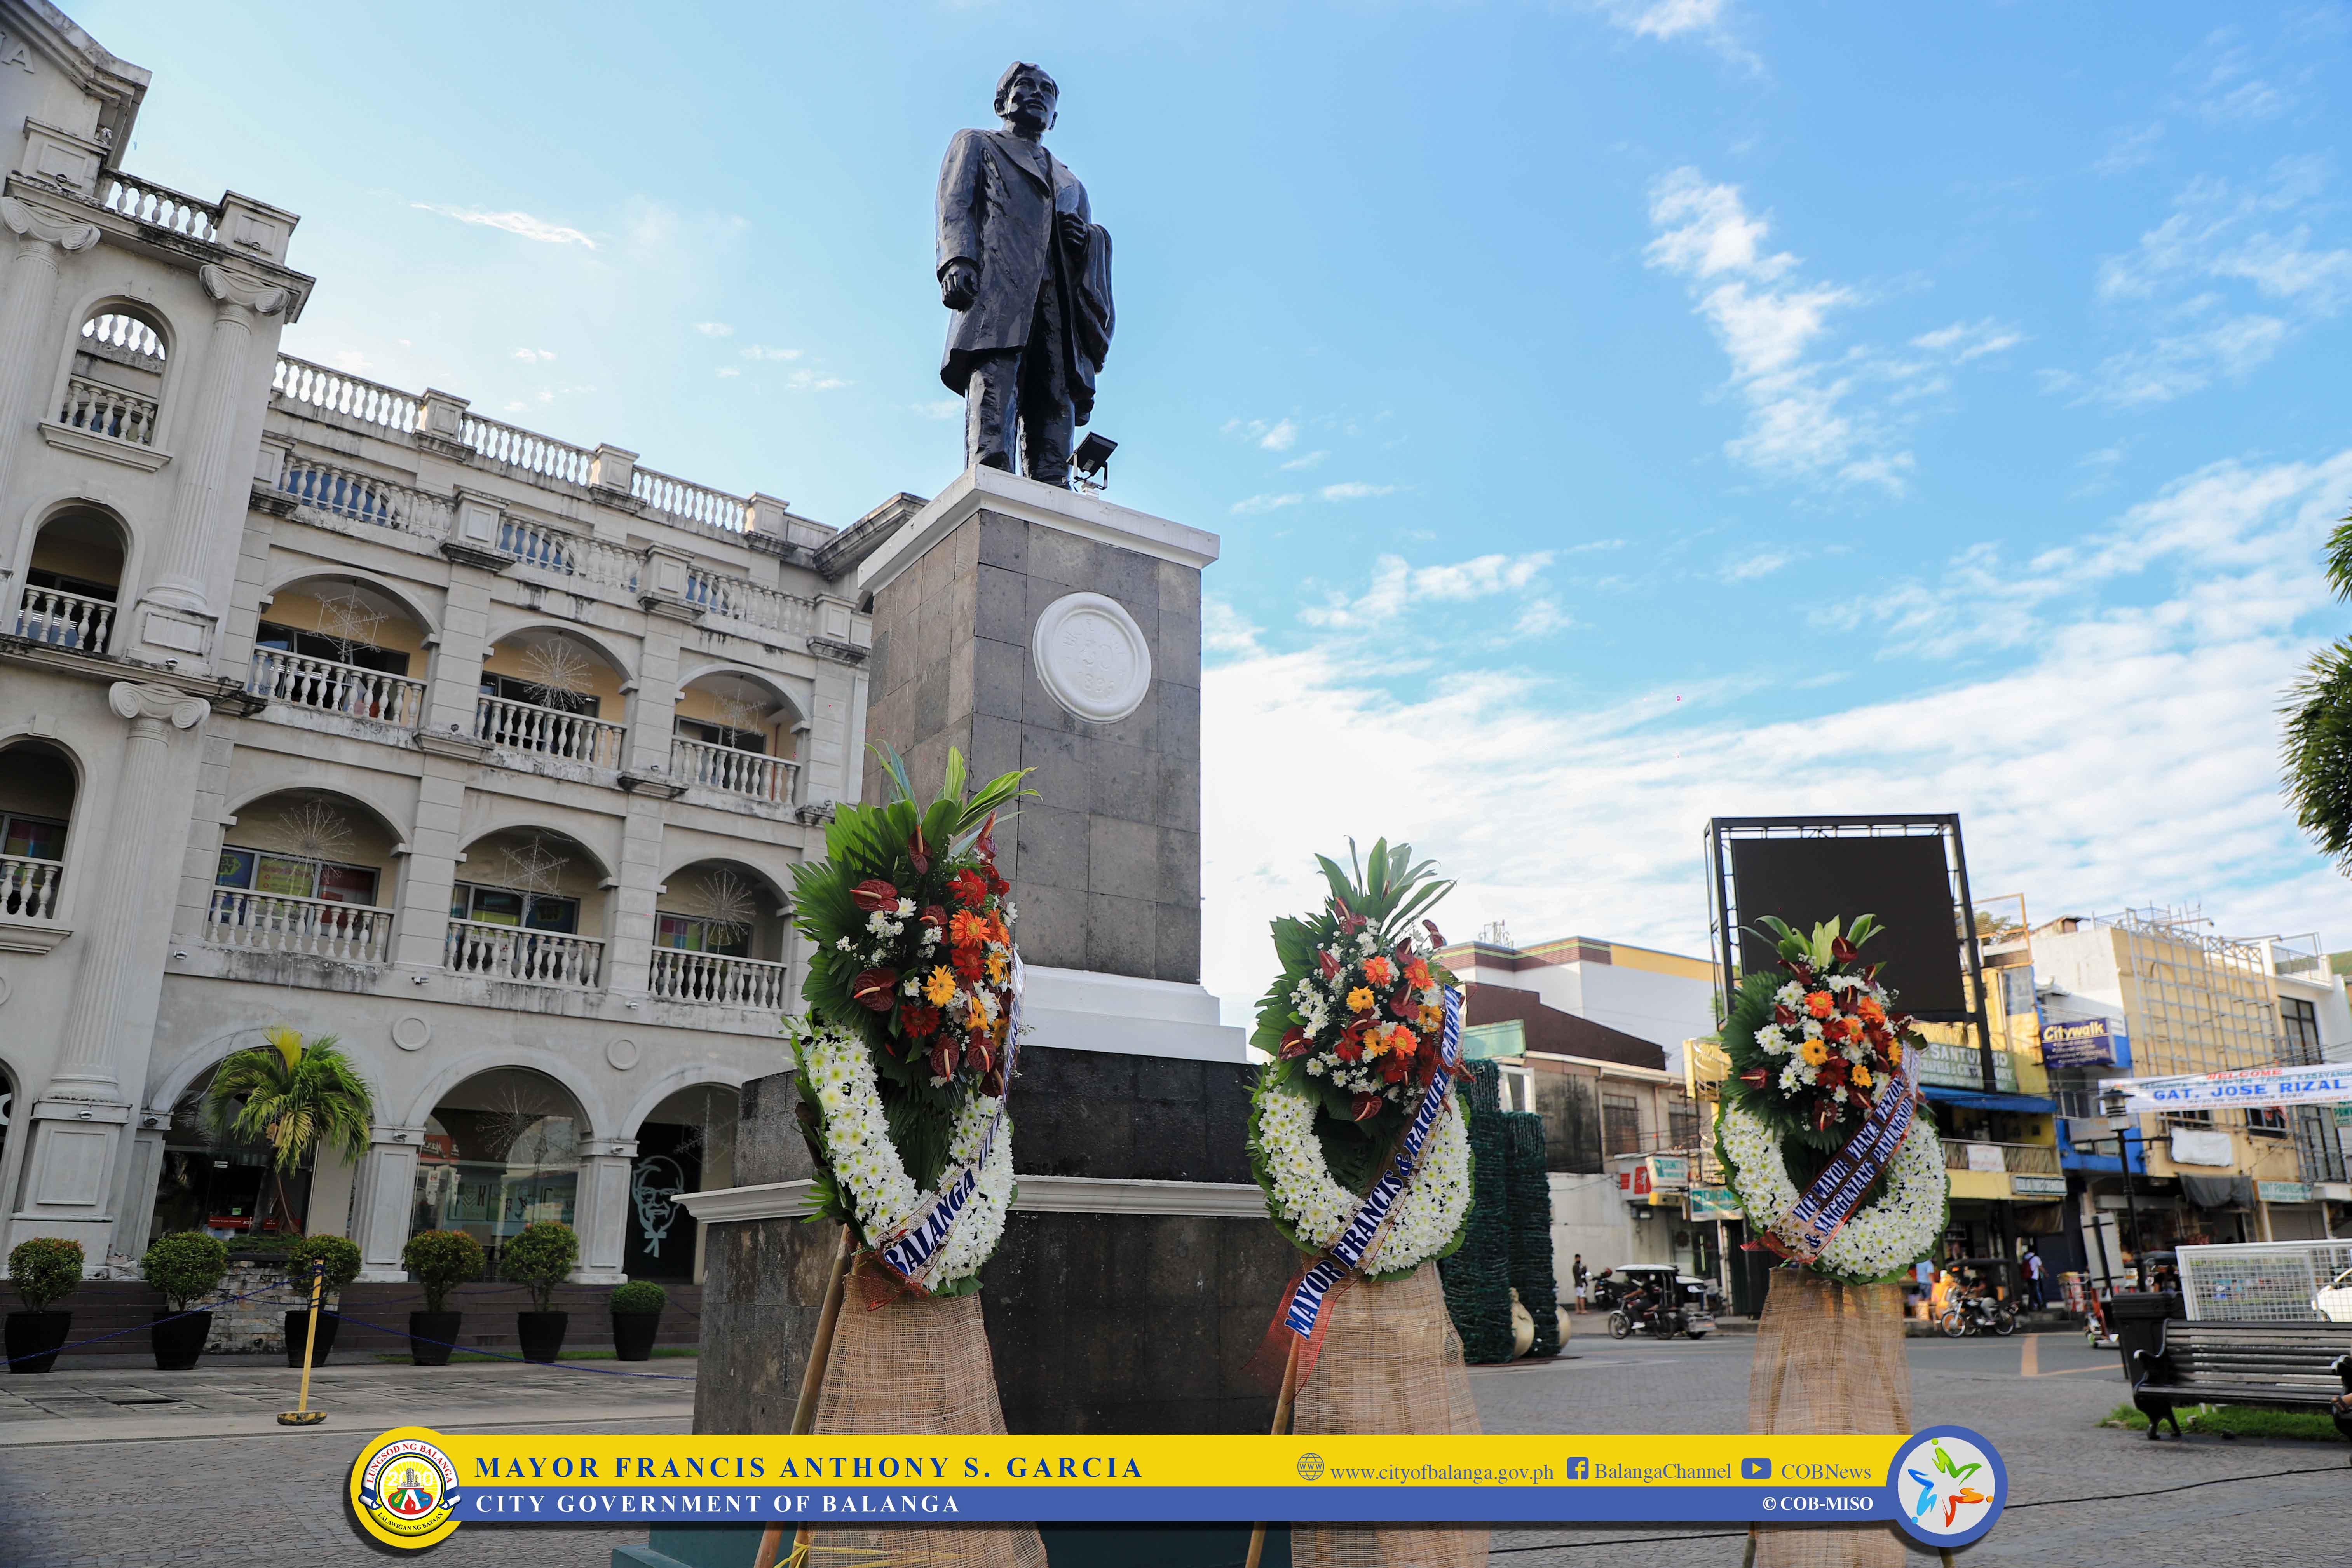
[937,63,1113,485]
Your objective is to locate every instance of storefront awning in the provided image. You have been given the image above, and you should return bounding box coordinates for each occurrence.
[1922,1086,2059,1115]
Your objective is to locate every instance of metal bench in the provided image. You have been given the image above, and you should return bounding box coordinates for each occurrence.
[2129,1319,2352,1443]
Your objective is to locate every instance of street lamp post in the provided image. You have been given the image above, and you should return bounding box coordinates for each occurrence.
[2101,1086,2146,1291]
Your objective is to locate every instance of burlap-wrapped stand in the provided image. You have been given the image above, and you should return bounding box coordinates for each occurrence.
[800,1267,1048,1568]
[1290,1262,1488,1568]
[1746,1271,1911,1568]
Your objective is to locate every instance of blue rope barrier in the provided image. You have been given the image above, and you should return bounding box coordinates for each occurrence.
[2,1282,293,1366]
[319,1309,695,1380]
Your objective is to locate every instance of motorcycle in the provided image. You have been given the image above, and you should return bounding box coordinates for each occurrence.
[1939,1291,2017,1338]
[1607,1296,1689,1340]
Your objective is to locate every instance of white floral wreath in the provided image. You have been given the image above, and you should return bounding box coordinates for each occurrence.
[1716,1098,1947,1284]
[1251,1083,1474,1278]
[795,1017,1016,1290]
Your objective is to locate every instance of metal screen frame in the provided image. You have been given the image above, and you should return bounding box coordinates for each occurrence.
[1703,814,1996,1090]
[2178,1239,2352,1322]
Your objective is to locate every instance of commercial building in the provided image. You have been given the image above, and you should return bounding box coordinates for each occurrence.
[0,1,889,1282]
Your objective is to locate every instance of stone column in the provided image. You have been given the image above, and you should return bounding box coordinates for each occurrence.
[573,1140,638,1284]
[8,687,206,1254]
[0,199,98,530]
[134,265,289,656]
[350,1126,425,1282]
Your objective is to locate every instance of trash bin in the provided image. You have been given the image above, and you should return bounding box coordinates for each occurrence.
[2106,1290,2183,1384]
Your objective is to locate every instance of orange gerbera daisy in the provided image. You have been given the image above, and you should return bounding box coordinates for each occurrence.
[1362,955,1395,987]
[1805,991,1835,1019]
[949,910,990,949]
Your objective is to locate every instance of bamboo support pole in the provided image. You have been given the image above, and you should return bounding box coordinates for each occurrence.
[753,1226,856,1568]
[1242,1337,1304,1568]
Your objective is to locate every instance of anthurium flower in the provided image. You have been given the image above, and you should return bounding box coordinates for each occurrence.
[1351,1093,1383,1122]
[1279,1027,1313,1060]
[850,879,901,913]
[850,968,899,1011]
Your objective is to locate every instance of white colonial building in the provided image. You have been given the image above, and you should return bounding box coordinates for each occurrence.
[0,0,896,1282]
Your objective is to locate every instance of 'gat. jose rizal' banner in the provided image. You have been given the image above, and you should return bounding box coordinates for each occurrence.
[2100,1063,2352,1116]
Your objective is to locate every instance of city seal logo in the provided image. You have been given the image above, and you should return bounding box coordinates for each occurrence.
[1887,1426,2005,1549]
[351,1428,464,1550]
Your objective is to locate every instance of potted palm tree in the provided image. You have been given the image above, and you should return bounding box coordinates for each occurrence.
[5,1238,84,1374]
[141,1232,228,1370]
[502,1221,579,1363]
[609,1279,666,1362]
[281,1235,362,1366]
[202,1026,375,1244]
[400,1230,483,1366]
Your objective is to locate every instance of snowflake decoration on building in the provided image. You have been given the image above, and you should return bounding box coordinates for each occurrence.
[276,799,355,863]
[712,689,773,740]
[519,638,598,711]
[478,1083,580,1167]
[691,868,762,947]
[497,835,570,896]
[312,588,387,663]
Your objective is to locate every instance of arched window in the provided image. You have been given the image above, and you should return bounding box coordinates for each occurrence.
[59,306,168,448]
[0,738,75,924]
[475,629,628,769]
[410,1068,585,1271]
[671,672,802,803]
[649,860,792,1008]
[205,789,401,965]
[13,506,126,653]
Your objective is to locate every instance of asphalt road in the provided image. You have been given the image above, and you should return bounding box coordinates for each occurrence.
[0,1334,2329,1567]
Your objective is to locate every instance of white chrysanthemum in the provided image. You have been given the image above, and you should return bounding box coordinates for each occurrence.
[1718,1099,1944,1282]
[1252,1085,1471,1278]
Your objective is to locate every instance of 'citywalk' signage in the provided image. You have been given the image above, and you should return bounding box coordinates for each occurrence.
[2101,1064,2352,1116]
[2039,1017,2128,1070]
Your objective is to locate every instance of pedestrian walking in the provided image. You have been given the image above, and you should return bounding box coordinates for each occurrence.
[2022,1245,2046,1310]
[1572,1254,1589,1312]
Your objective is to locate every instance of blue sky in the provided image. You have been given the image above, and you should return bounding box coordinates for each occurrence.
[85,1,2352,1017]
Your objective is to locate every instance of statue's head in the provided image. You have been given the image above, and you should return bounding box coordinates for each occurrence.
[994,62,1058,134]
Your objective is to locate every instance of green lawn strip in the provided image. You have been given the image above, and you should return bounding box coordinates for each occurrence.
[2100,1402,2343,1442]
[371,1346,699,1364]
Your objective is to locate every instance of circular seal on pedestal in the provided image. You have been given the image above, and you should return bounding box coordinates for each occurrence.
[1031,591,1151,723]
[606,1037,641,1071]
[390,1015,431,1052]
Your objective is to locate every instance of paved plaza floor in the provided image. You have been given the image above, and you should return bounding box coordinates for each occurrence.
[0,1334,2328,1566]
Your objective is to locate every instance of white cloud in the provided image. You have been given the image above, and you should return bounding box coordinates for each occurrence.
[1646,168,1969,496]
[513,347,556,363]
[411,203,595,248]
[741,345,804,362]
[1198,449,2352,1025]
[912,398,964,420]
[1230,492,1305,515]
[1909,319,2025,363]
[2179,33,2293,124]
[1717,550,1793,582]
[786,370,849,391]
[1585,0,1753,64]
[1280,450,1330,471]
[328,349,373,373]
[1259,419,1300,452]
[694,322,735,338]
[1299,550,1554,630]
[715,367,740,378]
[2096,122,2165,177]
[1320,481,1398,502]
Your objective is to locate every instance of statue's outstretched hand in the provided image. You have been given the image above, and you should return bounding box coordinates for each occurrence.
[941,259,981,311]
[1056,212,1090,253]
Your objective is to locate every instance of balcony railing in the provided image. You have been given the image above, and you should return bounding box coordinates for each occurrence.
[474,694,626,769]
[249,648,426,727]
[1,855,63,922]
[445,918,605,990]
[634,467,750,532]
[685,568,815,635]
[277,452,448,537]
[12,585,115,653]
[102,174,222,243]
[58,375,158,447]
[270,356,422,434]
[648,948,792,1009]
[1945,1141,2060,1176]
[462,414,593,485]
[670,737,796,804]
[205,890,392,965]
[497,518,640,592]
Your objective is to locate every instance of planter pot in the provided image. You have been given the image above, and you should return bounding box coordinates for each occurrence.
[611,1310,661,1362]
[4,1311,71,1375]
[282,1308,341,1368]
[409,1311,462,1367]
[150,1310,213,1371]
[517,1310,568,1364]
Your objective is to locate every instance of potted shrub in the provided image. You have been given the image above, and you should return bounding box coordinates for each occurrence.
[503,1221,579,1363]
[609,1279,666,1362]
[5,1237,85,1375]
[140,1231,228,1370]
[281,1234,362,1367]
[400,1230,484,1367]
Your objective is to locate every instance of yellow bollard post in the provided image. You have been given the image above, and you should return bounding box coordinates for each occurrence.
[279,1259,328,1427]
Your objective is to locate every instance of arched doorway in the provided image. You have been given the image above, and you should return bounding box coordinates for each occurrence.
[150,1056,312,1243]
[410,1068,585,1270]
[14,505,126,653]
[626,1083,739,1282]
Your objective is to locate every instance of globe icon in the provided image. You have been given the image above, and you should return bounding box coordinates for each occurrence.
[1296,1451,1325,1481]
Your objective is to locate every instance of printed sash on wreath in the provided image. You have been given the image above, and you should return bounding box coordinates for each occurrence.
[1758,1024,1924,1264]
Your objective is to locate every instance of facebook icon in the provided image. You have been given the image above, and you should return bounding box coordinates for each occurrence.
[1741,1458,1772,1481]
[1566,1458,1590,1480]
